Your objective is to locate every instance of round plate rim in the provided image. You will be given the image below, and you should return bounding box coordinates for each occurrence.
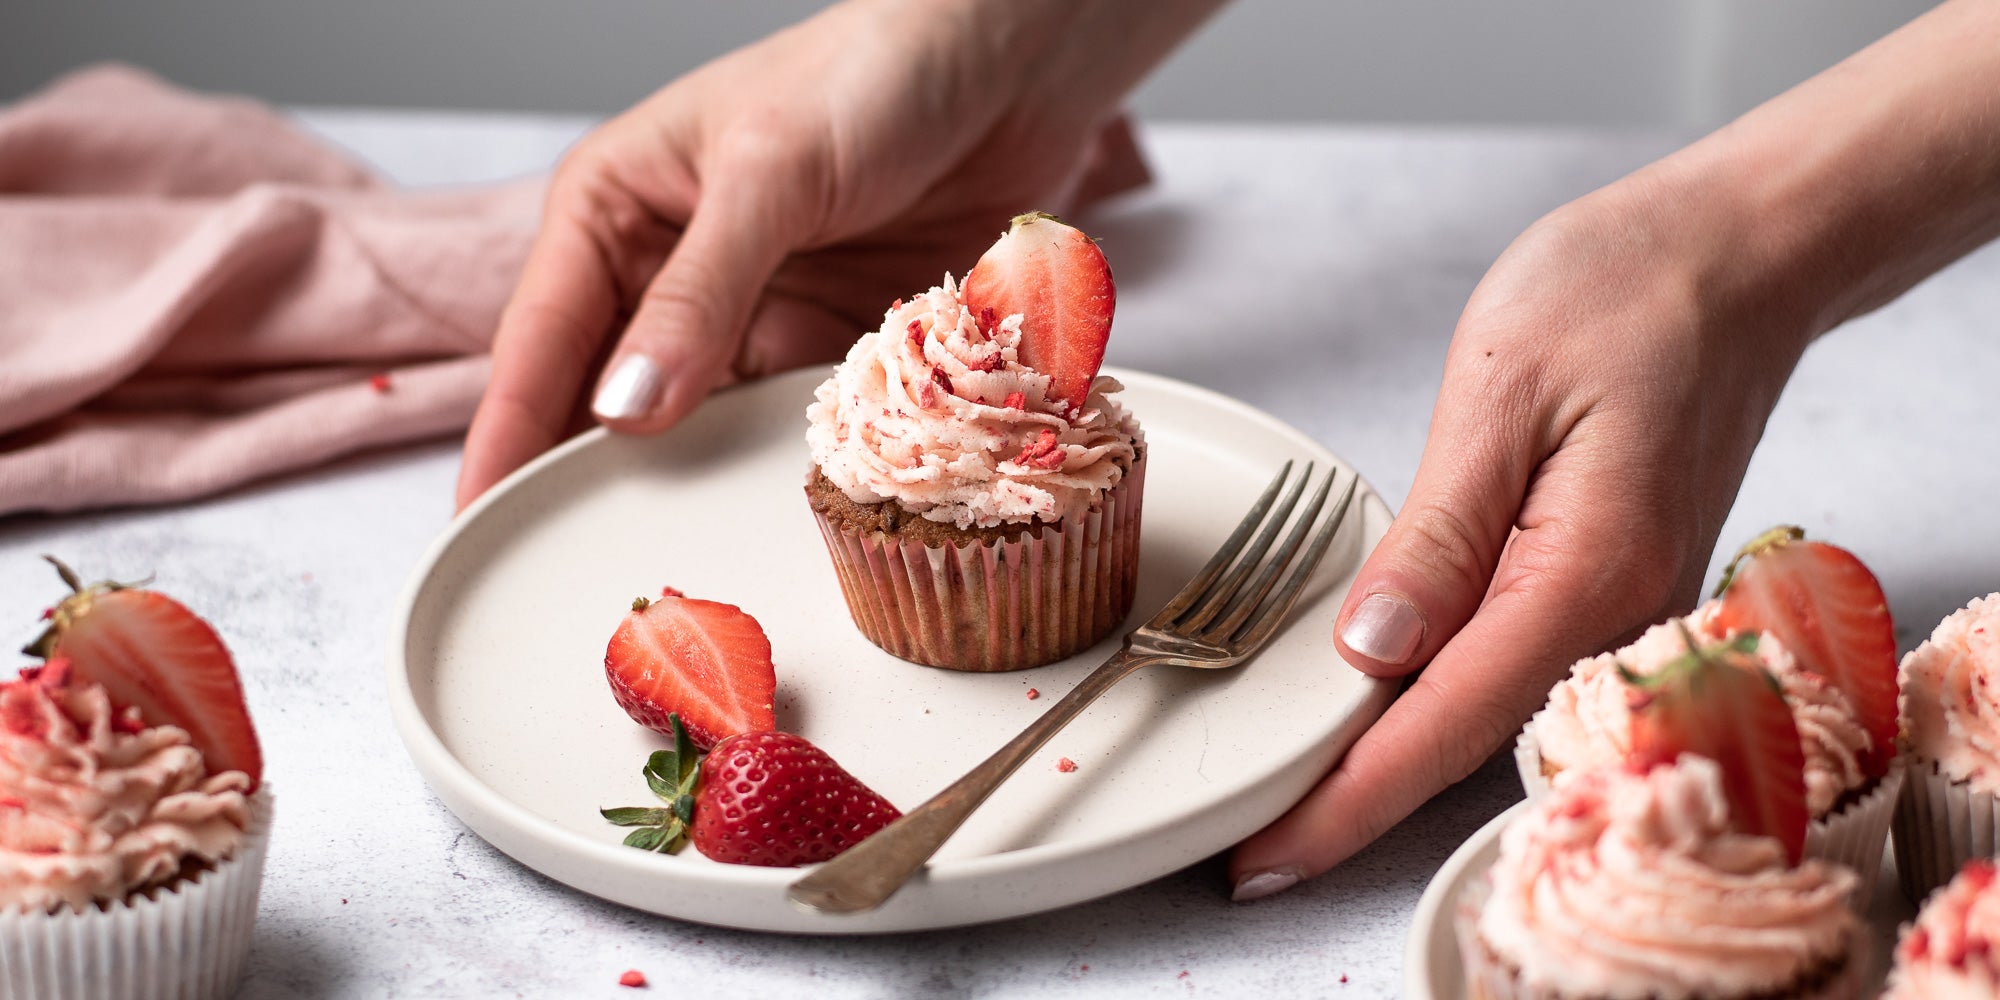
[1405,801,1522,999]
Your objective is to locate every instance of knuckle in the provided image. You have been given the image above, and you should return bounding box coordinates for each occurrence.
[1399,502,1499,598]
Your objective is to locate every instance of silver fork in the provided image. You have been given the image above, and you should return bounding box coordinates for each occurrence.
[787,461,1359,914]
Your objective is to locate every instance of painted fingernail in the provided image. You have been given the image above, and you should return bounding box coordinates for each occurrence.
[1340,593,1424,664]
[592,355,662,422]
[1232,867,1302,903]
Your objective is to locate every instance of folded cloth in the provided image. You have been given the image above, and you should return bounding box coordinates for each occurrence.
[0,65,540,516]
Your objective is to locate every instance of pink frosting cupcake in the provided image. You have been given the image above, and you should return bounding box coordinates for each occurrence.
[805,237,1144,672]
[1459,757,1863,1000]
[1892,592,2000,902]
[0,658,271,1000]
[1517,604,1902,906]
[1884,859,2000,999]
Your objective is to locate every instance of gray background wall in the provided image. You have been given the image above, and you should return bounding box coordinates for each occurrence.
[2,1,1938,126]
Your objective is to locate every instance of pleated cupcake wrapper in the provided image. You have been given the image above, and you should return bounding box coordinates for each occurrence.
[0,787,273,1000]
[1890,757,2000,905]
[1453,874,1865,1000]
[815,454,1145,673]
[1515,720,1901,911]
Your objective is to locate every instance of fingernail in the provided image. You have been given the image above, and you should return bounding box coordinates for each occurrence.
[1232,867,1302,903]
[1340,593,1424,664]
[592,355,662,422]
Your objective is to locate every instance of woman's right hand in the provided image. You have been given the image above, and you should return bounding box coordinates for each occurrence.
[456,0,1223,509]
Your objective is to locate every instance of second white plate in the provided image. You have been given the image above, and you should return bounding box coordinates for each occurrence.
[388,367,1397,933]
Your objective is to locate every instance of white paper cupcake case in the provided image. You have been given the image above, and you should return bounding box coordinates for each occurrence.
[1454,874,1866,1000]
[0,787,272,1000]
[1515,721,1903,911]
[813,451,1145,673]
[1890,757,2000,905]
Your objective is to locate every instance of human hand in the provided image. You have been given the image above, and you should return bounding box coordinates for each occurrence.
[456,0,1219,510]
[1227,173,1817,899]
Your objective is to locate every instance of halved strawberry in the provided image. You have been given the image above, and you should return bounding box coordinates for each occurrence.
[961,212,1115,412]
[1623,632,1809,863]
[24,559,262,788]
[604,591,776,750]
[1709,525,1898,777]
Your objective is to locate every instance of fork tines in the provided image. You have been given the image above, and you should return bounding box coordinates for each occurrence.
[1150,461,1357,649]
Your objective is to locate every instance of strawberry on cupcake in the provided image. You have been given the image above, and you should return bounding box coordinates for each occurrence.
[1891,591,2000,902]
[1,560,272,1000]
[1517,527,1904,906]
[804,212,1145,672]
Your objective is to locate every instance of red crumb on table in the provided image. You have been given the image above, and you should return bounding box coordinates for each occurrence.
[1057,757,1078,773]
[369,372,392,393]
[1339,974,1348,984]
[618,970,647,988]
[1080,964,1089,972]
[340,898,347,904]
[1178,971,1189,980]
[37,607,53,621]
[1026,688,1039,700]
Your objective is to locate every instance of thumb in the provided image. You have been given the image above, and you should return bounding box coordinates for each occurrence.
[590,175,806,433]
[1334,396,1531,676]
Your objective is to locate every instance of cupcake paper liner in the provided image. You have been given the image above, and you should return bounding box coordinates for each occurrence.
[1890,757,2000,905]
[1515,720,1902,911]
[813,452,1145,672]
[0,787,272,1000]
[1454,873,1865,1000]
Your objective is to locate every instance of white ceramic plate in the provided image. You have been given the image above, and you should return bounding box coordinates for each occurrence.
[1405,803,1913,997]
[387,366,1397,933]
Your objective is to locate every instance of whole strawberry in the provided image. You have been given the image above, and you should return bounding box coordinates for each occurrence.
[601,716,901,868]
[692,731,901,867]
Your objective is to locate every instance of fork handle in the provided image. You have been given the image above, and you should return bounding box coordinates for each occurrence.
[786,647,1159,913]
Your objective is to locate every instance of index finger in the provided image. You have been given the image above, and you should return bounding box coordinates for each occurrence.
[456,202,621,510]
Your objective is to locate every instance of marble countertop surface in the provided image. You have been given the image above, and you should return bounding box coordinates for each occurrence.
[3,111,1996,999]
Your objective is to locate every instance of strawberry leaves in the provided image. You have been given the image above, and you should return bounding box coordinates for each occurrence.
[600,714,702,854]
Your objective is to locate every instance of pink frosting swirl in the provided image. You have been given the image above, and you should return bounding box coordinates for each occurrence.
[1885,860,2000,1000]
[1535,603,1872,816]
[0,668,250,914]
[1478,757,1858,999]
[805,276,1140,530]
[1900,593,2000,795]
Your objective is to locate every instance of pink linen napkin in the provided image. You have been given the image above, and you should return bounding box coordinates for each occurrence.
[0,65,540,516]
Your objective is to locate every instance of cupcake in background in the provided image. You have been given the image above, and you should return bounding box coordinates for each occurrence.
[1883,858,2000,999]
[1468,647,1863,999]
[1460,759,1862,1000]
[1,561,271,1000]
[1892,591,2000,903]
[805,213,1144,672]
[1516,528,1903,906]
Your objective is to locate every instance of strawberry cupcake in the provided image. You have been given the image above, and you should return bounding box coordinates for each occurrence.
[805,213,1144,671]
[0,565,270,1000]
[1517,531,1904,906]
[1459,758,1863,1000]
[1892,592,2000,903]
[1883,858,2000,999]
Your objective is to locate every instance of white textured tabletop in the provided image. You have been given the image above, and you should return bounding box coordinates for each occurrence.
[4,112,1997,999]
